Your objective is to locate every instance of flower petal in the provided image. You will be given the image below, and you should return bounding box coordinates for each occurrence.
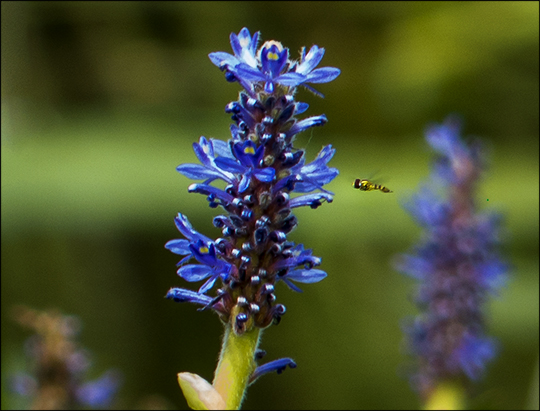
[166,288,213,305]
[249,358,297,385]
[296,45,325,75]
[233,63,267,82]
[305,67,341,84]
[164,238,191,255]
[188,184,236,205]
[289,193,333,209]
[287,115,327,136]
[214,156,246,174]
[173,213,213,244]
[177,264,213,282]
[286,268,327,283]
[253,167,275,183]
[208,51,238,69]
[275,72,306,87]
[176,163,225,181]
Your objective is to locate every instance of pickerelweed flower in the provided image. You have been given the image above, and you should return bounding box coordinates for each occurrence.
[395,116,508,407]
[10,306,121,410]
[166,27,339,409]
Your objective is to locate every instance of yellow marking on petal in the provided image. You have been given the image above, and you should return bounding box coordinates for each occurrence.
[244,146,256,155]
[199,246,209,254]
[262,41,284,61]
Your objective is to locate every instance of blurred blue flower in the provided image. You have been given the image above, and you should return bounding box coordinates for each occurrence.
[395,116,508,397]
[10,306,121,409]
[76,370,122,408]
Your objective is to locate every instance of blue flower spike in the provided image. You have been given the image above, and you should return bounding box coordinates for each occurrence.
[395,116,508,409]
[166,28,340,409]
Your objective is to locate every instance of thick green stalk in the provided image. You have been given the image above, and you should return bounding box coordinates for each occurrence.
[212,326,262,410]
[424,381,466,410]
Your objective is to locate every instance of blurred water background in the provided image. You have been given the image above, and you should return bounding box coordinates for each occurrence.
[2,2,538,409]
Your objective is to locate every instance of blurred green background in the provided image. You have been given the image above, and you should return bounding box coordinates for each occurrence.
[1,2,538,409]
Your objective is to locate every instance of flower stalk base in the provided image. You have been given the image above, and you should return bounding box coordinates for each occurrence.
[213,326,262,409]
[423,381,466,411]
[177,326,261,410]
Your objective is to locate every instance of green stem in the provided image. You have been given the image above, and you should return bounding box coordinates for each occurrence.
[212,326,262,410]
[424,381,466,410]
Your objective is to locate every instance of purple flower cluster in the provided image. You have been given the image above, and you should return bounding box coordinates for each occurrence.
[10,306,121,409]
[395,117,507,397]
[165,28,339,338]
[209,27,340,97]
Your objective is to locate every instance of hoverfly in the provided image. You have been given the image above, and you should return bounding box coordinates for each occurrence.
[353,178,393,193]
